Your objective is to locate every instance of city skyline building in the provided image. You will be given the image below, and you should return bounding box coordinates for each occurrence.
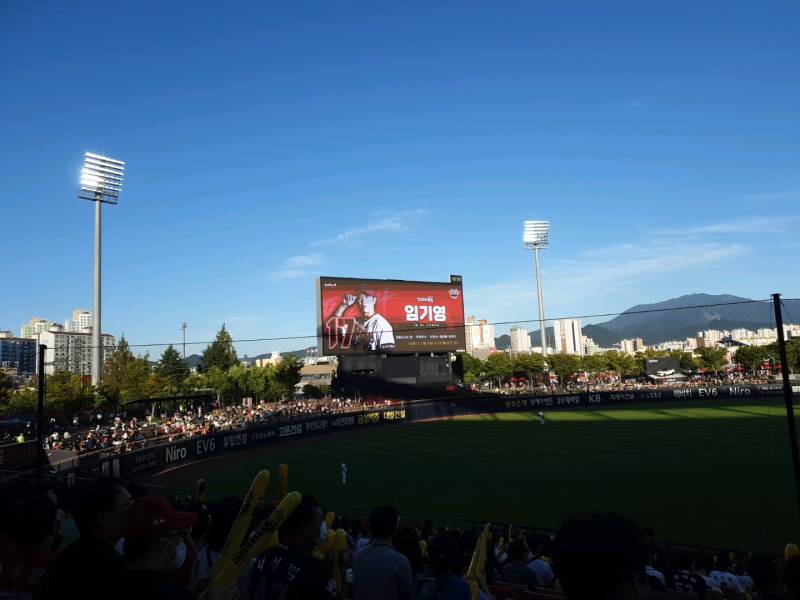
[620,338,646,355]
[64,309,93,333]
[0,334,37,378]
[38,330,116,376]
[510,326,532,354]
[554,318,584,355]
[21,317,63,338]
[465,316,496,358]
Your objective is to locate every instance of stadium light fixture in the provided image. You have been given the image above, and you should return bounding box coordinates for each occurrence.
[79,152,125,385]
[523,220,550,359]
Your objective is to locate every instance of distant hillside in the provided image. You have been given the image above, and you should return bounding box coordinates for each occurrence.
[185,354,203,369]
[496,294,800,349]
[584,293,797,345]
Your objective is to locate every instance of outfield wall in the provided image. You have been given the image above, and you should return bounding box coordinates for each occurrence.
[407,383,788,421]
[57,408,408,482]
[43,383,791,482]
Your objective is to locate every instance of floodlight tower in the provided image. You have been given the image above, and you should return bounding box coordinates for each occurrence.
[79,152,125,385]
[523,220,550,358]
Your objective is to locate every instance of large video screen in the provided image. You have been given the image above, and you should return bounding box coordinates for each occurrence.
[317,277,466,355]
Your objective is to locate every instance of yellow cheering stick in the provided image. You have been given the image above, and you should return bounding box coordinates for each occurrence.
[332,529,348,593]
[210,491,302,593]
[323,528,336,559]
[466,523,491,600]
[325,511,336,528]
[210,470,270,584]
[419,539,428,560]
[278,463,289,500]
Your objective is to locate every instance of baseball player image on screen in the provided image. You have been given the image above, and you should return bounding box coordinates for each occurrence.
[330,288,395,352]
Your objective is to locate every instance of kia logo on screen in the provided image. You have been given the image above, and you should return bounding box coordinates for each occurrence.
[324,282,337,287]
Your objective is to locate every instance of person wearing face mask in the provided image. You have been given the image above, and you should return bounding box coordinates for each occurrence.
[118,496,197,600]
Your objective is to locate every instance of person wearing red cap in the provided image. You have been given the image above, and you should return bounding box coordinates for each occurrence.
[118,496,197,600]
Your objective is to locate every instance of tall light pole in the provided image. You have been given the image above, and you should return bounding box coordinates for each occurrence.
[181,322,188,358]
[523,220,550,359]
[79,152,125,386]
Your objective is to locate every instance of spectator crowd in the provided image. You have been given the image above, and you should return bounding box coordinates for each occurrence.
[1,474,798,600]
[2,398,381,458]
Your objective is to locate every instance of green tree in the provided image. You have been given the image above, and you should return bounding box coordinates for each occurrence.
[786,339,800,375]
[454,353,486,385]
[668,350,697,371]
[226,365,254,401]
[120,356,152,404]
[203,366,235,402]
[0,371,12,402]
[144,372,171,398]
[302,384,324,399]
[98,337,152,405]
[273,356,303,400]
[3,386,38,416]
[247,365,276,402]
[581,354,610,376]
[604,351,639,378]
[100,336,136,405]
[547,353,582,384]
[697,347,729,376]
[511,353,545,384]
[200,324,239,372]
[47,371,95,416]
[734,346,768,376]
[155,345,189,392]
[484,352,513,387]
[184,371,209,393]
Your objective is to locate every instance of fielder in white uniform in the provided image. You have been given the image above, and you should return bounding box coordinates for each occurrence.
[341,462,348,484]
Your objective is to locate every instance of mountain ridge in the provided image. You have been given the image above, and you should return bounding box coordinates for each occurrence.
[495,293,798,349]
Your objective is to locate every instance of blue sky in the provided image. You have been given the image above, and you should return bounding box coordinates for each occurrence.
[2,1,799,357]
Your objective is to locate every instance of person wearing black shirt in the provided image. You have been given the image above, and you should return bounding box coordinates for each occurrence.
[239,494,336,600]
[552,511,650,600]
[41,478,132,600]
[501,540,538,591]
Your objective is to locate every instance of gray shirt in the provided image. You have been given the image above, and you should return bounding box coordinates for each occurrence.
[352,539,413,600]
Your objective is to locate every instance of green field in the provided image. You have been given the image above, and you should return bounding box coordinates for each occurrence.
[144,398,797,553]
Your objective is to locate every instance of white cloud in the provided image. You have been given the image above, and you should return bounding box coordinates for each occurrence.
[269,253,325,279]
[656,217,792,236]
[466,240,748,326]
[269,209,427,278]
[284,253,323,269]
[312,210,427,247]
[270,269,312,280]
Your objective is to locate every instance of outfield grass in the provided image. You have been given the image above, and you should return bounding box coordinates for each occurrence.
[144,397,796,553]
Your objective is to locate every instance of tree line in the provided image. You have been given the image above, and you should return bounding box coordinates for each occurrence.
[0,325,305,418]
[454,340,800,387]
[1,328,797,418]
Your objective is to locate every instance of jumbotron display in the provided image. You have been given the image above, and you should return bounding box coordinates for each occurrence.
[317,276,466,355]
